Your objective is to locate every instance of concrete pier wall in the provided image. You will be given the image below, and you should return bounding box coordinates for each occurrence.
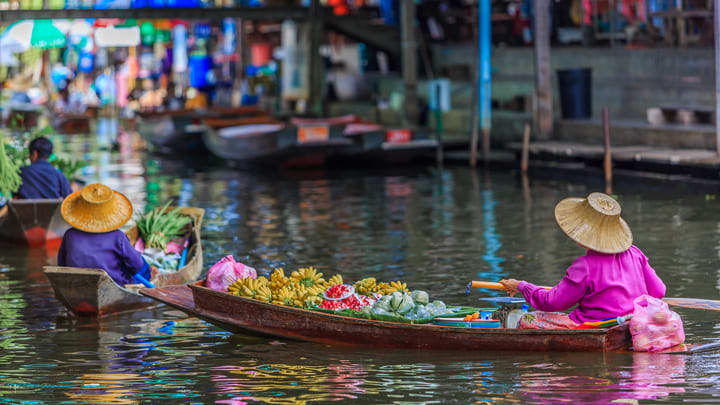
[329,46,715,147]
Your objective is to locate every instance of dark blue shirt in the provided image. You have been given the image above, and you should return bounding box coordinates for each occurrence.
[57,228,150,286]
[16,160,72,199]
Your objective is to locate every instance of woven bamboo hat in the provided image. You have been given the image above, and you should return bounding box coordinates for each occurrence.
[554,192,633,254]
[61,184,133,233]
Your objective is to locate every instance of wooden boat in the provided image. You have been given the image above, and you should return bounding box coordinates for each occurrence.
[140,281,632,352]
[0,199,69,247]
[52,112,92,134]
[202,120,294,164]
[137,107,261,154]
[44,207,204,317]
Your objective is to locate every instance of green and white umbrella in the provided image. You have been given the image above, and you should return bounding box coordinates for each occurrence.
[0,19,70,53]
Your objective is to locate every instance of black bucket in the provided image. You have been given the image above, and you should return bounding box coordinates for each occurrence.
[557,68,592,119]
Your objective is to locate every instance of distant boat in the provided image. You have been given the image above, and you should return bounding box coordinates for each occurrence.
[0,199,69,247]
[137,106,262,154]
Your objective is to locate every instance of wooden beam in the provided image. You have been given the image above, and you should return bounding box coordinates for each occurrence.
[400,0,418,126]
[533,0,553,140]
[0,6,355,22]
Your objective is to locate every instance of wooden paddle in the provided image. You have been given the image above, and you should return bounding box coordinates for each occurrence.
[468,280,720,312]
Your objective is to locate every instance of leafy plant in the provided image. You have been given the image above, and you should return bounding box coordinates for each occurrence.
[0,133,21,198]
[136,201,192,250]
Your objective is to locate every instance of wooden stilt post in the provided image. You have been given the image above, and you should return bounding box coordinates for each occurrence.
[308,0,324,116]
[469,5,480,167]
[400,0,418,126]
[603,107,613,194]
[534,0,553,140]
[521,122,531,173]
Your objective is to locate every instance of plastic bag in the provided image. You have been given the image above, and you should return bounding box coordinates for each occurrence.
[629,295,685,352]
[206,255,257,292]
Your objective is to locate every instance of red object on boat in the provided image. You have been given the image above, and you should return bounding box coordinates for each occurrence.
[386,129,412,144]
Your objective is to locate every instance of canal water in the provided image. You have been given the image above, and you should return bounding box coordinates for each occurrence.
[1,123,719,403]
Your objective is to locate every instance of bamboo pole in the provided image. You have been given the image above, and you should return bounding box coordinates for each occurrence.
[400,0,418,126]
[520,122,531,173]
[603,107,613,194]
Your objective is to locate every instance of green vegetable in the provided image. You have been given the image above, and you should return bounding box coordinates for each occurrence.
[411,290,429,305]
[390,291,403,310]
[396,294,414,314]
[373,299,391,312]
[136,201,192,250]
[0,134,22,198]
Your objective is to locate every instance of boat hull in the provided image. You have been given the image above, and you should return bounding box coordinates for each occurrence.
[44,207,204,317]
[0,199,69,247]
[142,283,632,352]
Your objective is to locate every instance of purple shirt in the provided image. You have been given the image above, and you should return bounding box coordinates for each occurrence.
[518,245,666,323]
[16,160,72,199]
[57,228,146,286]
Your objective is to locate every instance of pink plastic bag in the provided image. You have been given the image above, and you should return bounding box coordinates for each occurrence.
[629,295,685,352]
[206,255,257,292]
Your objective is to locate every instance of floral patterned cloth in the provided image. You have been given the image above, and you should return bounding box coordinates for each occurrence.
[518,311,579,330]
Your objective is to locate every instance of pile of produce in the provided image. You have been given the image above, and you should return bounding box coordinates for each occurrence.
[225,271,456,324]
[228,267,333,308]
[135,202,193,272]
[136,202,192,251]
[0,134,22,198]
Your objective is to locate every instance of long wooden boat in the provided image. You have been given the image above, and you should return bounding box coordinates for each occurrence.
[52,112,92,134]
[0,199,70,247]
[137,107,261,154]
[141,281,632,352]
[44,207,204,317]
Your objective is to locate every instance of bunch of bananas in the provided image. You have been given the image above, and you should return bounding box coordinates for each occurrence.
[353,277,377,295]
[270,268,290,291]
[323,274,343,289]
[290,266,325,289]
[353,278,409,295]
[271,286,295,305]
[387,281,409,294]
[293,286,322,307]
[228,277,272,302]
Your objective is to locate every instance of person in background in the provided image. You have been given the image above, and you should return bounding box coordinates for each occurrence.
[500,192,666,329]
[16,137,72,200]
[57,183,155,286]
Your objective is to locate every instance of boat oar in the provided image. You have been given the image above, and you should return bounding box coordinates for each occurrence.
[133,272,156,288]
[467,280,720,312]
[465,280,551,294]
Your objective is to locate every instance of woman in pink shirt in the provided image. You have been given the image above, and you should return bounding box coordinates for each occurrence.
[500,192,666,329]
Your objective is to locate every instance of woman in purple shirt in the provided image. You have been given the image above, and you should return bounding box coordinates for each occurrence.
[500,192,666,329]
[57,183,152,286]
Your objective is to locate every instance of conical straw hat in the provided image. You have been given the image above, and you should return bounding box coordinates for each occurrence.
[554,192,632,254]
[61,184,133,233]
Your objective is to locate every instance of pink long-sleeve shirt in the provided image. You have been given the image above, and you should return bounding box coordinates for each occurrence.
[518,245,666,323]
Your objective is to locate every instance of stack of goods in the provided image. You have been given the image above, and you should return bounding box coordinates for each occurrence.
[135,202,192,273]
[227,267,337,309]
[223,269,473,324]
